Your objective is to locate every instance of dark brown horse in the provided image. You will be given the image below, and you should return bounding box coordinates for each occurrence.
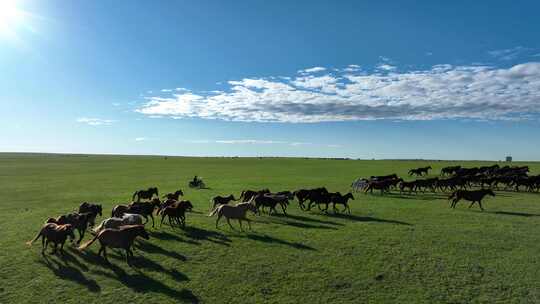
[132,187,159,202]
[254,193,289,215]
[330,192,354,214]
[239,189,270,202]
[160,200,193,228]
[79,225,150,265]
[162,189,184,200]
[408,166,432,177]
[78,202,102,227]
[27,223,75,255]
[46,212,93,244]
[364,180,393,195]
[210,194,236,211]
[112,198,161,227]
[449,189,495,211]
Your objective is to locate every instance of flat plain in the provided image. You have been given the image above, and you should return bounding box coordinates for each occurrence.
[1,153,539,303]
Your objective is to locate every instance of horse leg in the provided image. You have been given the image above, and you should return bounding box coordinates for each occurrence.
[238,220,244,231]
[246,218,252,230]
[125,249,131,266]
[42,239,49,255]
[216,214,221,229]
[226,218,234,230]
[281,203,287,215]
[102,246,110,264]
[98,245,104,257]
[468,201,475,209]
[78,228,85,245]
[52,243,58,255]
[160,214,165,227]
[150,214,155,228]
[478,200,484,211]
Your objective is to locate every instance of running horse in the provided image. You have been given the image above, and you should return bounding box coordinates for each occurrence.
[449,189,495,211]
[132,187,159,202]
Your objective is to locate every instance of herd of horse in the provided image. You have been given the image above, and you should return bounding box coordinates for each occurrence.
[26,163,537,266]
[353,164,539,195]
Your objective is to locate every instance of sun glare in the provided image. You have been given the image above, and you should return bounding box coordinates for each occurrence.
[0,0,24,37]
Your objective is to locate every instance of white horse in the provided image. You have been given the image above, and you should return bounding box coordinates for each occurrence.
[93,213,144,234]
[351,178,369,192]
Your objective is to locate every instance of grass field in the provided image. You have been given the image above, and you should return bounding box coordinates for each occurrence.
[1,153,539,304]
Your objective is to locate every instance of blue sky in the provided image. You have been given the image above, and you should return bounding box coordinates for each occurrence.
[1,0,540,160]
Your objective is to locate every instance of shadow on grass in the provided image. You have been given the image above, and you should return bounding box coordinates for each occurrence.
[237,233,316,251]
[38,254,100,292]
[92,261,198,303]
[182,226,231,246]
[149,230,200,245]
[492,211,540,217]
[326,213,412,226]
[385,193,448,201]
[258,218,338,230]
[134,240,187,261]
[272,213,344,226]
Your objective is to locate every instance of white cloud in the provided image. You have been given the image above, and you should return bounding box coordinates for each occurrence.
[76,117,115,126]
[136,62,540,123]
[215,139,287,145]
[488,46,531,61]
[379,56,392,62]
[135,137,147,141]
[112,102,121,107]
[298,67,326,74]
[161,89,172,92]
[343,64,361,72]
[377,64,396,71]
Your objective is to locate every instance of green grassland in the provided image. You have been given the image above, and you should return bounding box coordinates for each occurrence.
[1,153,539,303]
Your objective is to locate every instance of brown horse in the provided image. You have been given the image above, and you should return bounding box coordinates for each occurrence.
[132,187,159,202]
[209,201,258,230]
[47,212,92,244]
[78,225,149,265]
[27,223,75,255]
[449,189,495,211]
[160,200,193,228]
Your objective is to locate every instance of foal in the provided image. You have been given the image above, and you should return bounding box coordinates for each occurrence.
[79,225,149,265]
[210,194,236,212]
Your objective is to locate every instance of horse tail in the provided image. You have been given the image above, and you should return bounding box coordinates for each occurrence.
[93,220,105,233]
[78,232,100,250]
[26,229,42,246]
[208,206,219,217]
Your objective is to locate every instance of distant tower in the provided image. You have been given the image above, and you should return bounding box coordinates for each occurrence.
[506,156,512,162]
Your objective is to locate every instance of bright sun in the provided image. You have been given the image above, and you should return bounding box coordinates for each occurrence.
[0,0,24,36]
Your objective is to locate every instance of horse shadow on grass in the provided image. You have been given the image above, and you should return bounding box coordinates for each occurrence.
[325,213,412,226]
[386,193,448,201]
[92,261,198,303]
[272,213,344,226]
[134,239,187,262]
[149,230,200,246]
[38,253,100,292]
[181,226,231,246]
[254,215,338,230]
[491,211,540,217]
[235,233,316,251]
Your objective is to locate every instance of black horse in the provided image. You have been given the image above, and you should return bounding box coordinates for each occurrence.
[408,166,432,177]
[449,189,495,211]
[133,187,159,202]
